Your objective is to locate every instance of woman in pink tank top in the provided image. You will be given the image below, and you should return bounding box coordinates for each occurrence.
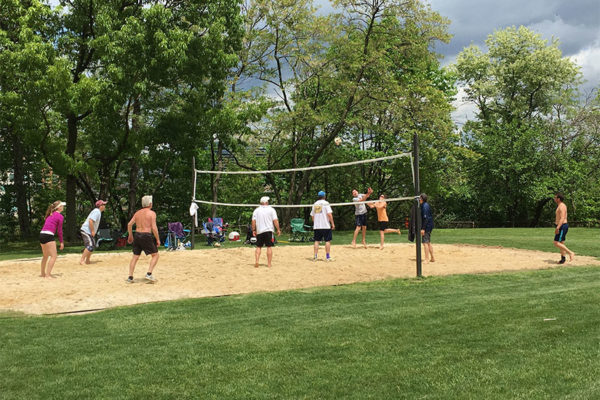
[39,200,65,278]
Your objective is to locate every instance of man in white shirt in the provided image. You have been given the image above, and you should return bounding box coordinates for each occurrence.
[310,191,335,261]
[351,187,373,248]
[251,196,281,268]
[80,200,107,265]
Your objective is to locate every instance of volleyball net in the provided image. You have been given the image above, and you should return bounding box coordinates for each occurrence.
[191,152,416,209]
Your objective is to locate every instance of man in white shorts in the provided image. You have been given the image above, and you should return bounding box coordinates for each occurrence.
[251,196,281,268]
[311,191,335,261]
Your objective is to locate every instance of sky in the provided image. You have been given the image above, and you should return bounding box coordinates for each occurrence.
[47,0,599,123]
[316,0,600,123]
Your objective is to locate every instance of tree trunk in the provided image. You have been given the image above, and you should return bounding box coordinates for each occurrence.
[65,113,78,241]
[128,159,139,219]
[530,197,552,227]
[211,139,224,219]
[10,128,31,238]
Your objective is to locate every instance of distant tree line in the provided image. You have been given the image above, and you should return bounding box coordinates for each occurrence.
[1,0,598,242]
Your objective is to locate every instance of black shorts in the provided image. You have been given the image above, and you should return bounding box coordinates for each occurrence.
[133,233,158,255]
[554,223,568,242]
[379,221,388,231]
[39,233,55,244]
[422,230,432,243]
[355,213,367,227]
[313,229,332,242]
[256,231,275,247]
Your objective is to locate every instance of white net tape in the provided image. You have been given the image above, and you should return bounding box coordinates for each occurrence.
[195,152,411,175]
[191,196,416,209]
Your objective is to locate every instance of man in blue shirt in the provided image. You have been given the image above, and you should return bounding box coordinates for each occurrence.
[419,193,435,263]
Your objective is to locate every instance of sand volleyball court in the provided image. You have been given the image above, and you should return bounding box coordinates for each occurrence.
[1,243,598,315]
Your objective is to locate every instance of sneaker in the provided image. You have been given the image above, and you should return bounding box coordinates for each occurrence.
[145,274,157,282]
[312,256,318,262]
[326,257,334,262]
[125,277,134,284]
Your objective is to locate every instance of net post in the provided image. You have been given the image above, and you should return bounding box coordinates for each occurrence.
[413,132,422,277]
[191,156,196,250]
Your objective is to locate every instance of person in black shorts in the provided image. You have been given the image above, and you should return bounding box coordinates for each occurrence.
[311,191,335,261]
[126,195,161,283]
[251,196,281,268]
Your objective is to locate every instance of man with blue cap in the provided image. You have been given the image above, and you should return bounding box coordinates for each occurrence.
[310,190,335,261]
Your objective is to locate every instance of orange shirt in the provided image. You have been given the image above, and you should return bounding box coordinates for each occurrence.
[374,202,388,222]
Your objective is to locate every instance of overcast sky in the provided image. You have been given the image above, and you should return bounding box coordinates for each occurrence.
[317,0,600,123]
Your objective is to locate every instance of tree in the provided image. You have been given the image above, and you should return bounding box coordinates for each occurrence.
[223,0,456,228]
[455,26,582,226]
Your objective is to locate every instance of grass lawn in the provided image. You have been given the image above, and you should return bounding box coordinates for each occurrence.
[2,227,599,260]
[1,228,599,399]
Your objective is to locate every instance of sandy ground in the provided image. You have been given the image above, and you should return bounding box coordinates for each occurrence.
[1,243,599,315]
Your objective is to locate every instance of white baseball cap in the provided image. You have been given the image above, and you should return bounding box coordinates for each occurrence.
[260,196,270,204]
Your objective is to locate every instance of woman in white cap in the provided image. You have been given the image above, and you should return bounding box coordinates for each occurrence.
[39,200,65,278]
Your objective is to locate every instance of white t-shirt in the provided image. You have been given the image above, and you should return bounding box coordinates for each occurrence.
[311,199,332,229]
[252,206,278,234]
[81,208,101,235]
[353,195,367,215]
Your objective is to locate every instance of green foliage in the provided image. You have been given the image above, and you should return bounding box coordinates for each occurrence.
[454,26,598,226]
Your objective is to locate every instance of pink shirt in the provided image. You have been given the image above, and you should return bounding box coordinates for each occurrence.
[41,212,64,243]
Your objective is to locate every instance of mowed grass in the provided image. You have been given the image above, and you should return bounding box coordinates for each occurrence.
[1,228,600,399]
[2,227,599,260]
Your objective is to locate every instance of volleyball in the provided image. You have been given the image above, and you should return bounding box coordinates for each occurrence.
[334,137,342,146]
[228,231,240,241]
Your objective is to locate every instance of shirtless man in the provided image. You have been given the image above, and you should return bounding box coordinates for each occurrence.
[553,192,575,264]
[126,195,160,283]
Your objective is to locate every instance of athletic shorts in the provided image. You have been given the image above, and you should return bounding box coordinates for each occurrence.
[422,230,432,243]
[379,221,388,231]
[256,231,274,248]
[355,213,367,227]
[39,233,55,244]
[313,229,332,242]
[132,232,158,255]
[81,230,95,251]
[554,223,569,242]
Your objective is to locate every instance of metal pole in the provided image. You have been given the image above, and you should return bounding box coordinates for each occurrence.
[191,156,195,250]
[413,132,422,277]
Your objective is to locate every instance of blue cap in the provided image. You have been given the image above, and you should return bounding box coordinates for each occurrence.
[318,191,326,197]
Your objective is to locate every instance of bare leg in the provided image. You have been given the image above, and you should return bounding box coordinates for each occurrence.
[266,247,273,268]
[325,241,331,256]
[383,228,400,235]
[361,226,367,247]
[379,231,384,250]
[45,241,58,278]
[313,241,320,259]
[426,243,435,262]
[147,252,159,274]
[40,243,48,277]
[554,241,574,261]
[422,242,431,263]
[255,247,261,267]
[351,226,361,247]
[80,249,92,265]
[129,254,140,277]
